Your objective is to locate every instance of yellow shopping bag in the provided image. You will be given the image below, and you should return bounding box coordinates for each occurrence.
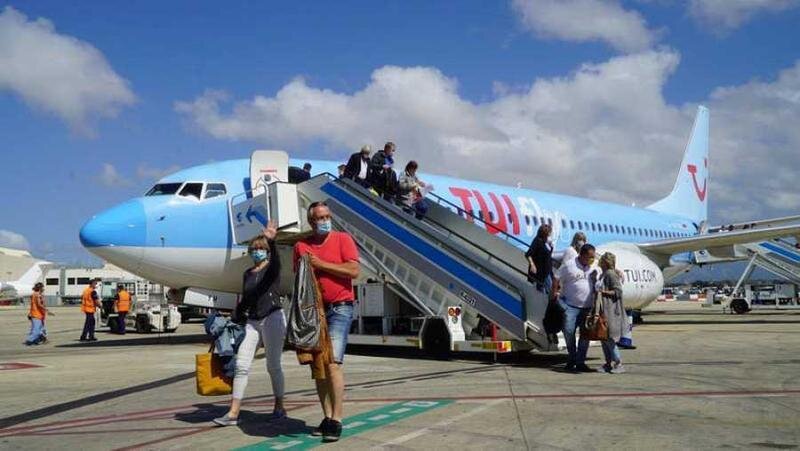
[195,345,232,396]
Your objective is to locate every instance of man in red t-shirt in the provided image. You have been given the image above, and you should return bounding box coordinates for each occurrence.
[293,201,359,442]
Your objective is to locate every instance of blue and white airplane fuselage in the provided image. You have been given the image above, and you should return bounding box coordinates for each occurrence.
[81,106,739,311]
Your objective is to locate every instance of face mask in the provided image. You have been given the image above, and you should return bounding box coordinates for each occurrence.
[250,249,269,263]
[576,240,585,249]
[316,220,332,235]
[587,257,595,266]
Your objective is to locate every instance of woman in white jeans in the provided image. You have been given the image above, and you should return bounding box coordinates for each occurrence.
[214,221,287,426]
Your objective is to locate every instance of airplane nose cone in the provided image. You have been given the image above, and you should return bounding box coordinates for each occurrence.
[79,200,147,248]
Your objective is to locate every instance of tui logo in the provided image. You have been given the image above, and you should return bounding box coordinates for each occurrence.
[687,158,707,202]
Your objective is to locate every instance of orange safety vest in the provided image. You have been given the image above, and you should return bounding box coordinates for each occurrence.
[29,293,45,320]
[81,286,97,313]
[116,290,131,313]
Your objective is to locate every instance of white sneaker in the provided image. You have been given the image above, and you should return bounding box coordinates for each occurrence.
[610,364,626,374]
[213,415,239,426]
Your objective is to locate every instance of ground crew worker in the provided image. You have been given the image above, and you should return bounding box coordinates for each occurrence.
[25,282,51,345]
[79,278,101,341]
[114,284,131,335]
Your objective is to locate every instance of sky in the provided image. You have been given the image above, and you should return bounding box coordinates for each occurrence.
[1,0,800,269]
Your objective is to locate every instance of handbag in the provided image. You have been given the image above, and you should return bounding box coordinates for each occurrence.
[581,292,608,341]
[195,343,232,396]
[286,254,323,351]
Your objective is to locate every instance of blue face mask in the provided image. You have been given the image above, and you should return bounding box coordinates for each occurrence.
[250,249,269,263]
[316,220,332,235]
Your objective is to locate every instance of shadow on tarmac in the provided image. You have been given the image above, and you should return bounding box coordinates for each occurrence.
[174,403,312,437]
[54,334,209,348]
[0,371,196,430]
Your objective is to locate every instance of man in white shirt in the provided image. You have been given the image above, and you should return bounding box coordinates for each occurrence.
[554,243,598,372]
[343,145,372,188]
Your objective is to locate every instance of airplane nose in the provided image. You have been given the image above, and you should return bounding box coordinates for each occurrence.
[79,200,147,248]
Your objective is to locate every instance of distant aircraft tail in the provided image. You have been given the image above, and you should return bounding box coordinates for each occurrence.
[647,105,709,226]
[17,261,50,286]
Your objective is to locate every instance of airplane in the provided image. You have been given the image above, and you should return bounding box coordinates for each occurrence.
[0,261,50,301]
[78,105,800,316]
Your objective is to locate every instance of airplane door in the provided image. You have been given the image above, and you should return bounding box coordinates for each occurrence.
[250,150,289,196]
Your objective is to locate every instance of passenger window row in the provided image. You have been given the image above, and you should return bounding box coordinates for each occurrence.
[456,207,691,239]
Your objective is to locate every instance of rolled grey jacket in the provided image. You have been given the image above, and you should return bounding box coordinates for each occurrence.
[600,269,629,343]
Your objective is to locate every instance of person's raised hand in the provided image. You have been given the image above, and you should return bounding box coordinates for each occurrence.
[262,220,278,241]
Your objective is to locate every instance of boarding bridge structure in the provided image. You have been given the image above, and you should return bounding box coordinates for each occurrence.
[296,174,551,353]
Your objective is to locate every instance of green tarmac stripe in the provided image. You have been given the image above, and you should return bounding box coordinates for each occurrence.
[234,399,453,450]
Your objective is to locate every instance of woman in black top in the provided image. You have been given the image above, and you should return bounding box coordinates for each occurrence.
[214,221,288,427]
[526,224,554,295]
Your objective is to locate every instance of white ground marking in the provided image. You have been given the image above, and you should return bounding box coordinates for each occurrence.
[377,399,506,447]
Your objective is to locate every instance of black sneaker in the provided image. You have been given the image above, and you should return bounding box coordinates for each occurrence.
[576,364,594,373]
[322,419,342,442]
[311,418,331,437]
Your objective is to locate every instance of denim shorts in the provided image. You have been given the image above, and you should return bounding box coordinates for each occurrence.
[325,301,354,364]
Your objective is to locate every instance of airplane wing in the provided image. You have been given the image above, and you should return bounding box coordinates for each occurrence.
[709,214,800,233]
[638,224,800,256]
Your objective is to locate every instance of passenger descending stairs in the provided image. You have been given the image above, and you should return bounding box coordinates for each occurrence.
[297,174,551,350]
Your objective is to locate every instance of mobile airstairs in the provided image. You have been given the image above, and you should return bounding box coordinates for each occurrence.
[228,151,552,356]
[724,239,800,313]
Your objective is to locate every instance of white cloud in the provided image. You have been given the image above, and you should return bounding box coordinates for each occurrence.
[0,230,30,250]
[136,163,182,181]
[98,163,130,187]
[705,61,800,221]
[0,6,135,134]
[688,0,798,31]
[176,52,800,224]
[511,0,658,53]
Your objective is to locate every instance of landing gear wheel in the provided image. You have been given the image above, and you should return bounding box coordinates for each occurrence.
[421,318,451,360]
[632,310,644,324]
[731,299,750,314]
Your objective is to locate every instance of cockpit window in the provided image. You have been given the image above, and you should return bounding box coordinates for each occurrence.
[204,183,227,199]
[146,183,183,196]
[179,183,204,200]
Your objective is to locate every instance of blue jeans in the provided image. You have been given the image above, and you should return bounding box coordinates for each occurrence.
[325,302,354,364]
[26,318,44,344]
[559,298,590,366]
[601,339,621,364]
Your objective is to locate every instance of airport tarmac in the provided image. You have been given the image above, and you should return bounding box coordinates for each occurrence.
[1,303,799,450]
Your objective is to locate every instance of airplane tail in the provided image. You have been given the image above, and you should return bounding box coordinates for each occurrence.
[647,105,709,226]
[17,261,50,286]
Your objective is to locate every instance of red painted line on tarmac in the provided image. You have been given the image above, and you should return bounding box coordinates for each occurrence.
[112,403,312,451]
[28,426,203,436]
[342,388,800,403]
[0,362,43,371]
[113,426,214,451]
[4,404,311,440]
[0,401,315,438]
